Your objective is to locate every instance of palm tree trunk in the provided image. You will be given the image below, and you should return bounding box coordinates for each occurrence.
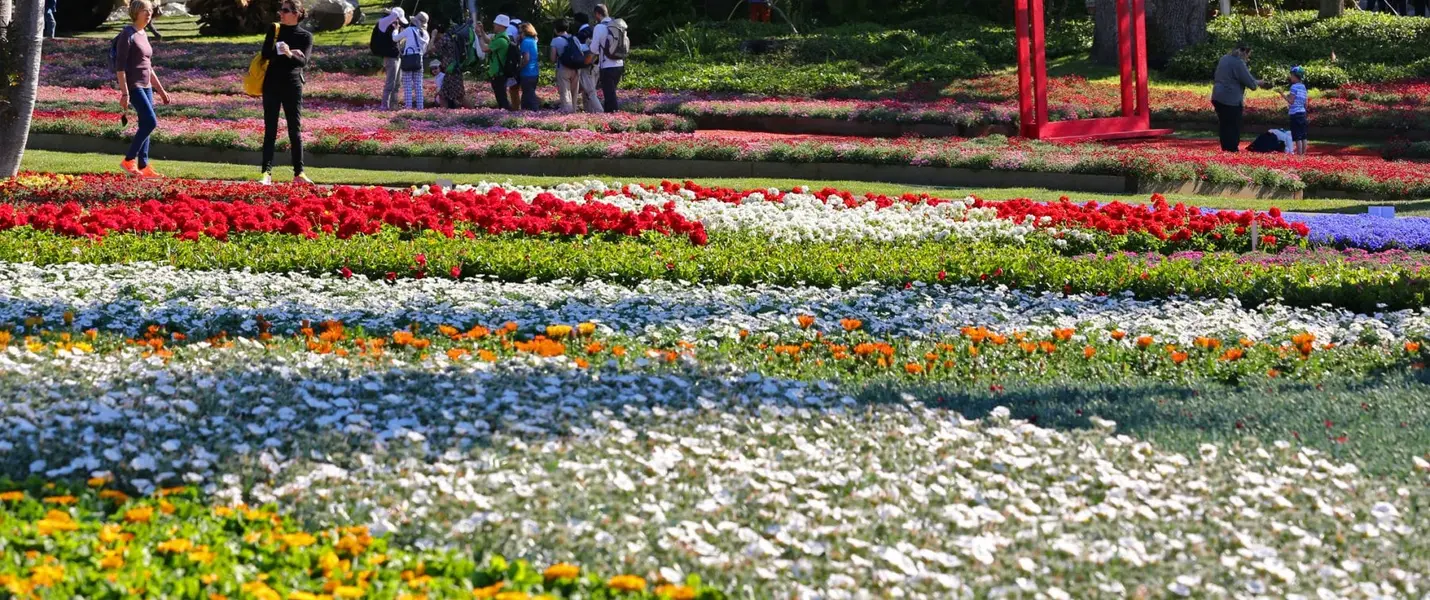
[1,0,45,177]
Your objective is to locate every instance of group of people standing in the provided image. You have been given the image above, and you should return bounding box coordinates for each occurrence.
[372,4,627,114]
[112,1,628,185]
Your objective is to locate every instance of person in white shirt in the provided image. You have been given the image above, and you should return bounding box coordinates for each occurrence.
[393,11,430,110]
[590,3,624,112]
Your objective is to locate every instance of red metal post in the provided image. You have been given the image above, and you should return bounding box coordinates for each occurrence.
[1116,0,1133,117]
[1030,0,1049,133]
[1133,0,1151,124]
[1015,0,1035,138]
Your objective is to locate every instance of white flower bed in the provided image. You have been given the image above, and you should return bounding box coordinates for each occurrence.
[1,346,1425,599]
[414,181,1095,245]
[2,262,1425,344]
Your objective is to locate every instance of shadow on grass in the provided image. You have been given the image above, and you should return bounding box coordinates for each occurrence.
[854,372,1430,476]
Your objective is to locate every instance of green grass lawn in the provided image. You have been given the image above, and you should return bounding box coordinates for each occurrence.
[21,149,1424,215]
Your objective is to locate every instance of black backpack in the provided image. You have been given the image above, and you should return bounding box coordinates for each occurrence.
[575,24,593,44]
[500,37,523,78]
[558,34,587,70]
[1246,131,1285,153]
[369,23,397,57]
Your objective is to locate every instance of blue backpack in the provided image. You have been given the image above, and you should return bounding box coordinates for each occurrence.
[108,25,135,74]
[557,34,587,69]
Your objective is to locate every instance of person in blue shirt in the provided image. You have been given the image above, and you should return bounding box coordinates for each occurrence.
[1282,65,1308,156]
[517,22,540,110]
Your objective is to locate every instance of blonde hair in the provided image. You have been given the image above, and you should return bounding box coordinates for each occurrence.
[519,22,537,39]
[128,0,154,21]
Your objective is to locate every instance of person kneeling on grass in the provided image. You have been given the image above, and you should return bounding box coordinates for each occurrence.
[1282,65,1309,156]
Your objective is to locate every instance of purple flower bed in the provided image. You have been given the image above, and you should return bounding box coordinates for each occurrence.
[1073,247,1430,269]
[1287,213,1430,251]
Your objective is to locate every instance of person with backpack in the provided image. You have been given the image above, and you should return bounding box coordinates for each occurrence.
[371,7,406,109]
[551,19,581,113]
[394,11,430,110]
[485,14,516,110]
[113,0,170,178]
[259,0,314,185]
[573,13,602,114]
[590,3,628,113]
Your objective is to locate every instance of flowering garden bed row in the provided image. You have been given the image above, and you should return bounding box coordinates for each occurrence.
[2,176,1429,311]
[4,166,1430,597]
[27,119,1430,199]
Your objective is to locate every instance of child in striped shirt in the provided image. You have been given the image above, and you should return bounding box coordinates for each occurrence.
[1282,65,1308,156]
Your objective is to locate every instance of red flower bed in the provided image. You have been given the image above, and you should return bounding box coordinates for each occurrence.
[0,177,708,245]
[641,180,1310,244]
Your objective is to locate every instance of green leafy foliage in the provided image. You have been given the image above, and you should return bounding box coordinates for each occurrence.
[1165,11,1430,86]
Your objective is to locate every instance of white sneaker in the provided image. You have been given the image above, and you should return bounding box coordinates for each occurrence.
[259,172,272,186]
[294,173,314,185]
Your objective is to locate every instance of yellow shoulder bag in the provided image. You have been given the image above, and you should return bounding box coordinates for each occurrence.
[243,24,280,97]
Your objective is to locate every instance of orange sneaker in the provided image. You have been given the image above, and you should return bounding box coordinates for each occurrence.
[138,165,163,179]
[120,159,141,177]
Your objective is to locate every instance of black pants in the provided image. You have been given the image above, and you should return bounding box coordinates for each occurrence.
[262,82,304,174]
[1213,100,1243,152]
[599,65,624,113]
[491,77,513,110]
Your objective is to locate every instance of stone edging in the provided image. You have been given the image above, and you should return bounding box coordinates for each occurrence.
[26,133,1307,200]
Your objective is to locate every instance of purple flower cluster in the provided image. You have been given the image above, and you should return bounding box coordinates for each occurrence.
[1287,213,1430,251]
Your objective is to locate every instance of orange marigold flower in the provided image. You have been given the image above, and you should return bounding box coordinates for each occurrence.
[478,349,497,362]
[1052,328,1075,342]
[1407,341,1422,353]
[1240,338,1254,347]
[1019,341,1038,354]
[472,582,506,599]
[608,575,647,593]
[438,325,460,338]
[124,506,153,523]
[904,363,924,374]
[840,318,862,332]
[1083,346,1096,359]
[1136,335,1154,348]
[1171,351,1189,364]
[42,496,76,505]
[0,490,24,502]
[392,331,416,346]
[156,538,193,554]
[1267,368,1280,378]
[280,533,317,548]
[654,584,698,600]
[797,315,816,330]
[1220,348,1245,361]
[543,563,580,580]
[1110,330,1126,341]
[1039,341,1057,354]
[446,348,469,361]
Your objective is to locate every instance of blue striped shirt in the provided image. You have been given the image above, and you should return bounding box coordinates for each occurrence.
[1288,82,1308,115]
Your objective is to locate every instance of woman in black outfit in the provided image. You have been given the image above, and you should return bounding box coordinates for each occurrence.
[260,0,315,185]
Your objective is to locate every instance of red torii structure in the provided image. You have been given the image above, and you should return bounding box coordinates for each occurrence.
[1014,0,1171,141]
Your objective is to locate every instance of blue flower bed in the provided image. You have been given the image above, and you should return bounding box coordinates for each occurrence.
[1288,213,1430,251]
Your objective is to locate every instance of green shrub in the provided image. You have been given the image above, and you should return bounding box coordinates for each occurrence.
[1164,11,1430,87]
